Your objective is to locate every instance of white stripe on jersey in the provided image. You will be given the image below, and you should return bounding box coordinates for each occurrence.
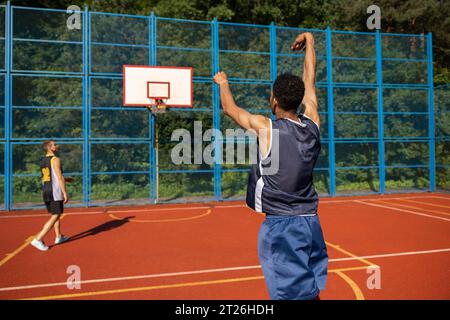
[51,158,64,201]
[254,172,264,212]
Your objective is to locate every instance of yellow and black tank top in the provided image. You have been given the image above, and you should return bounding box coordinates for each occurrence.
[40,155,64,202]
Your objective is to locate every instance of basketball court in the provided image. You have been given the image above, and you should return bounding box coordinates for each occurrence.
[0,193,449,300]
[0,4,448,302]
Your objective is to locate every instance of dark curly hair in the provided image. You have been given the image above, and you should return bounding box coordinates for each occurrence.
[272,73,305,112]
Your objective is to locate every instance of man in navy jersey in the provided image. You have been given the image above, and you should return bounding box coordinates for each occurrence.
[213,32,327,300]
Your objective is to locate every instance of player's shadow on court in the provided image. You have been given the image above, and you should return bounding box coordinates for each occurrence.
[64,216,135,244]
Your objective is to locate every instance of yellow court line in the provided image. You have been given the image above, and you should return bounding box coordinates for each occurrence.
[0,236,35,268]
[374,200,450,216]
[0,214,67,268]
[399,199,450,210]
[335,271,365,300]
[0,264,383,293]
[108,209,211,223]
[21,265,374,300]
[22,275,265,300]
[326,241,377,268]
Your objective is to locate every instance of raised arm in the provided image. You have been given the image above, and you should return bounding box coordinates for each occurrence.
[213,72,271,156]
[291,32,320,127]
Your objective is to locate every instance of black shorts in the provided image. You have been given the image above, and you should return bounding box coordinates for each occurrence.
[45,201,64,215]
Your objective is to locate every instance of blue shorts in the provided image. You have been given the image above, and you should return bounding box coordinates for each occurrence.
[258,214,328,300]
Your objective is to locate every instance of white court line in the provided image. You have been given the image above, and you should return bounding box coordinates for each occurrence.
[108,206,211,214]
[428,196,450,200]
[354,200,450,222]
[0,247,449,293]
[0,195,448,219]
[329,247,450,262]
[0,206,212,219]
[318,195,449,204]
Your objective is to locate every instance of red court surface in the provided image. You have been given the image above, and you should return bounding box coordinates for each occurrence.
[0,193,449,300]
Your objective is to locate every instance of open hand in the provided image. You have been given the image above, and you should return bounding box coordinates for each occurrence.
[291,32,313,51]
[213,71,228,85]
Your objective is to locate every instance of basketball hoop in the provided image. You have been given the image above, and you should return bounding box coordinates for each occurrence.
[122,66,193,112]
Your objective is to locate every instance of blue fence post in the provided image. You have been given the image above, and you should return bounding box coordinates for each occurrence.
[82,6,89,206]
[4,1,12,210]
[211,17,222,201]
[269,22,277,121]
[325,26,336,196]
[375,30,385,194]
[427,32,436,192]
[86,8,93,206]
[269,22,277,79]
[148,12,157,203]
[152,12,158,203]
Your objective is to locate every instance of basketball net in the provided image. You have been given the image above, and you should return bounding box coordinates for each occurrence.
[147,99,167,115]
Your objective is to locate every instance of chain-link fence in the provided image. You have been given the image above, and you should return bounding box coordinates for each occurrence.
[0,4,445,210]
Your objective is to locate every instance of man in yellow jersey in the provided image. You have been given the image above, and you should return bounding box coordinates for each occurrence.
[31,140,69,251]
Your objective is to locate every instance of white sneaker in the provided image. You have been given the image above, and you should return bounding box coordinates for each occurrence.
[55,235,69,245]
[31,239,49,251]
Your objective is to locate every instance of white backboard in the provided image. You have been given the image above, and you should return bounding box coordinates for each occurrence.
[123,65,193,107]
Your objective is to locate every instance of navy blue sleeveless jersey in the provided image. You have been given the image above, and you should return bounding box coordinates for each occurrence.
[246,114,321,216]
